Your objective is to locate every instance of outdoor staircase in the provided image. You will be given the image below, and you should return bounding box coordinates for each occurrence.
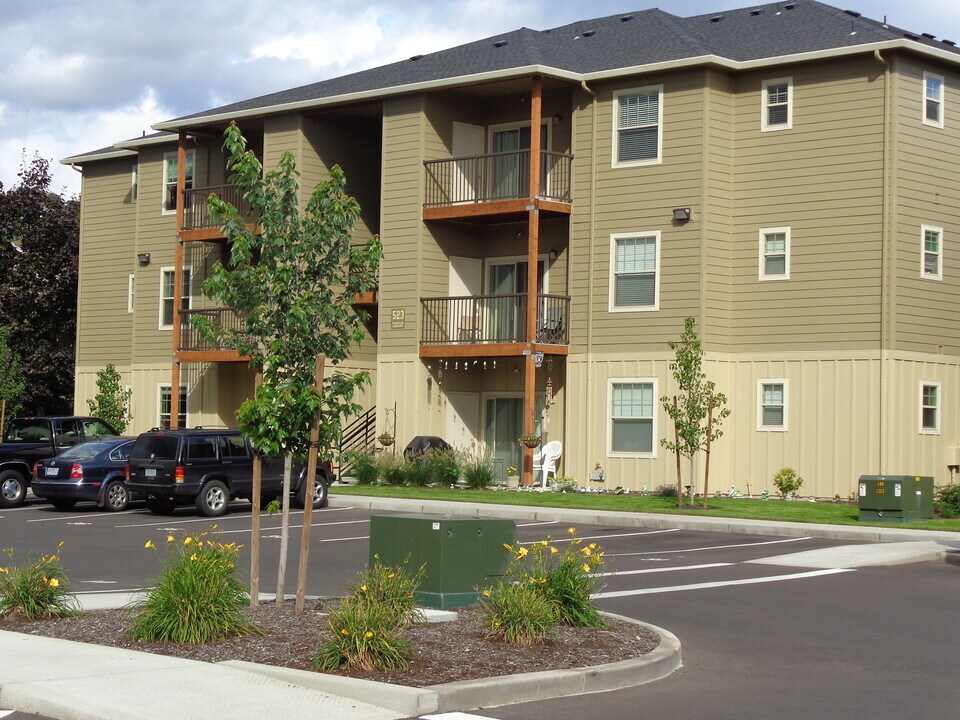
[337,406,377,479]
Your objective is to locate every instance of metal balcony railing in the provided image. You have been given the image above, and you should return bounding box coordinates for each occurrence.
[420,293,570,345]
[182,184,254,231]
[423,150,572,208]
[179,308,246,352]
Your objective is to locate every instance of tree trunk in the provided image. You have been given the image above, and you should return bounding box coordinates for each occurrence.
[249,369,262,607]
[295,355,325,613]
[276,453,293,605]
[673,397,682,509]
[702,396,714,509]
[688,454,696,507]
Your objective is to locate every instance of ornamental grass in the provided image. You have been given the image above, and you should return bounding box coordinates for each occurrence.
[0,542,79,620]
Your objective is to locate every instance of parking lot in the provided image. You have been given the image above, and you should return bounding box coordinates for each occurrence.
[3,494,960,719]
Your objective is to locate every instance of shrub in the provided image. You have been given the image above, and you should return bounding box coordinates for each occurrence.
[773,467,804,498]
[314,557,423,671]
[402,456,432,486]
[460,446,495,489]
[378,453,406,485]
[551,476,579,493]
[349,450,379,485]
[934,484,960,518]
[424,448,460,485]
[0,543,79,620]
[655,483,678,497]
[131,530,260,643]
[478,579,559,645]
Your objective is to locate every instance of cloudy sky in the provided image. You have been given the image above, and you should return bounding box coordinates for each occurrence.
[1,0,958,196]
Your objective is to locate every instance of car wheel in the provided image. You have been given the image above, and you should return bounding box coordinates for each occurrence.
[51,498,77,511]
[102,480,130,512]
[0,470,26,508]
[294,473,329,509]
[196,480,230,517]
[146,497,177,515]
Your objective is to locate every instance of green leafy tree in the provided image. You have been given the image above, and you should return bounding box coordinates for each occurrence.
[86,363,132,433]
[201,123,381,604]
[660,317,731,508]
[0,155,79,414]
[0,325,26,434]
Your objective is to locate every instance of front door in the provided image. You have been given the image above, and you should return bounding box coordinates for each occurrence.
[451,122,484,203]
[449,256,482,342]
[490,124,549,199]
[484,395,545,483]
[486,259,545,342]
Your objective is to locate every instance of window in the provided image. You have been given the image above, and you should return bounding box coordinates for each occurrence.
[158,384,187,429]
[923,72,944,128]
[758,380,788,431]
[187,435,218,460]
[609,232,660,311]
[159,266,192,329]
[920,381,941,434]
[131,163,138,203]
[162,150,195,214]
[761,77,793,131]
[759,227,791,280]
[609,380,657,455]
[219,434,249,459]
[613,86,662,166]
[921,225,943,280]
[128,274,135,313]
[83,419,115,437]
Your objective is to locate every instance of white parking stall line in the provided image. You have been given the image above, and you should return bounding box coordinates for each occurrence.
[28,510,139,523]
[0,709,15,718]
[593,568,854,598]
[595,562,733,578]
[516,521,560,528]
[118,505,350,529]
[611,536,813,557]
[217,519,370,535]
[522,528,681,545]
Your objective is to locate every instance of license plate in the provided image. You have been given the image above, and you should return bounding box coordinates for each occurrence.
[45,466,59,477]
[145,468,157,477]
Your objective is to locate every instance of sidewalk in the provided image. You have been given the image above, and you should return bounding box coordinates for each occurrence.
[2,497,954,720]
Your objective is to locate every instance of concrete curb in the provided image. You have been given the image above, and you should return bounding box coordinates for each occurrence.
[330,494,960,545]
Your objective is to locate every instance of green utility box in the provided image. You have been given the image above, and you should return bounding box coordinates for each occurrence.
[858,475,934,522]
[368,515,517,609]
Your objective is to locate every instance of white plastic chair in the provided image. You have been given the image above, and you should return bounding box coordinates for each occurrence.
[533,440,562,487]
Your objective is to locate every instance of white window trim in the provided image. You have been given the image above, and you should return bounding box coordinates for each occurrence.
[161,149,195,216]
[127,274,135,314]
[761,77,793,132]
[757,379,789,432]
[919,380,941,435]
[922,71,945,129]
[758,226,791,281]
[920,224,944,281]
[612,85,664,168]
[608,377,658,458]
[158,265,192,330]
[608,231,661,313]
[157,383,189,429]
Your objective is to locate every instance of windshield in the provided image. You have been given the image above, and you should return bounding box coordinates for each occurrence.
[3,420,52,443]
[58,442,113,461]
[131,434,180,461]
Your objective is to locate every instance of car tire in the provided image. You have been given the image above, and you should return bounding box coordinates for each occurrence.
[51,498,77,511]
[196,480,230,517]
[102,480,130,512]
[146,497,177,515]
[0,470,26,508]
[294,473,329,509]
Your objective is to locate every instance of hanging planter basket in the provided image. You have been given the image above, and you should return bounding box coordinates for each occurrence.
[378,434,395,447]
[518,436,542,449]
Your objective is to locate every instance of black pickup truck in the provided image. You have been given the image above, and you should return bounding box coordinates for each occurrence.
[0,416,120,508]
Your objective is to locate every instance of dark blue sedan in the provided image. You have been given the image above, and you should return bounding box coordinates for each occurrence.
[32,437,135,511]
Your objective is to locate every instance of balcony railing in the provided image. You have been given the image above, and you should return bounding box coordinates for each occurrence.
[182,184,254,231]
[423,150,572,208]
[179,308,246,352]
[420,293,570,346]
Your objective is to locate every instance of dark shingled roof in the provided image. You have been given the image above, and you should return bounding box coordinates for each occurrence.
[154,1,956,127]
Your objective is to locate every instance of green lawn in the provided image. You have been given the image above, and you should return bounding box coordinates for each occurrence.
[330,485,960,532]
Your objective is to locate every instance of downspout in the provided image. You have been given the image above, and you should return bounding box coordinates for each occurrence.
[875,49,889,474]
[581,80,598,481]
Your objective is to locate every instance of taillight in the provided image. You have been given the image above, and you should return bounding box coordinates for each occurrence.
[125,464,130,480]
[33,462,39,479]
[70,463,83,479]
[175,466,185,483]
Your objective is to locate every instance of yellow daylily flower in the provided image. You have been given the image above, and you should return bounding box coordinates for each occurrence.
[57,541,65,549]
[502,543,514,551]
[144,540,155,549]
[516,547,528,558]
[581,547,592,556]
[360,584,367,592]
[48,578,60,588]
[567,527,576,535]
[550,546,559,554]
[341,629,350,636]
[388,573,396,579]
[589,543,598,549]
[166,535,175,543]
[184,537,193,546]
[364,631,373,638]
[0,567,8,574]
[540,540,549,547]
[190,554,198,561]
[581,563,591,573]
[482,589,491,597]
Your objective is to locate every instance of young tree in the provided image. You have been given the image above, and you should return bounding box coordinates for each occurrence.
[0,326,26,435]
[86,363,132,433]
[0,155,79,415]
[660,317,731,508]
[201,123,381,608]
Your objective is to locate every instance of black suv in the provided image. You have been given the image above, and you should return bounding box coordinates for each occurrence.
[126,428,334,517]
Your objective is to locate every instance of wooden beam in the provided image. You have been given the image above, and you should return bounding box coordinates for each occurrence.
[523,75,543,488]
[179,223,260,243]
[422,199,529,221]
[418,342,569,359]
[175,349,249,363]
[534,199,573,215]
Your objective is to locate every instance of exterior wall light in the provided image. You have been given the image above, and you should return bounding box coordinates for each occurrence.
[137,252,151,266]
[672,208,692,222]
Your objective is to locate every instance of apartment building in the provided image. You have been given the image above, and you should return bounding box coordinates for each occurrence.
[63,1,960,497]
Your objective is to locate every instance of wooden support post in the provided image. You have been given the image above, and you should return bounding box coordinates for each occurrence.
[295,355,325,613]
[673,396,682,508]
[249,369,262,607]
[170,131,188,429]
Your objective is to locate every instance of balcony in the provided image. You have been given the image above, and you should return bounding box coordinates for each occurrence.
[423,150,572,223]
[180,184,257,241]
[419,293,570,358]
[177,308,249,362]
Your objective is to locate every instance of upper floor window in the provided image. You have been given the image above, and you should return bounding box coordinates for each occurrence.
[158,383,188,429]
[923,72,944,128]
[761,77,793,131]
[613,86,662,167]
[609,379,657,456]
[758,380,788,431]
[759,227,791,281]
[920,381,941,434]
[609,232,659,312]
[159,266,192,330]
[162,150,195,214]
[921,225,943,281]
